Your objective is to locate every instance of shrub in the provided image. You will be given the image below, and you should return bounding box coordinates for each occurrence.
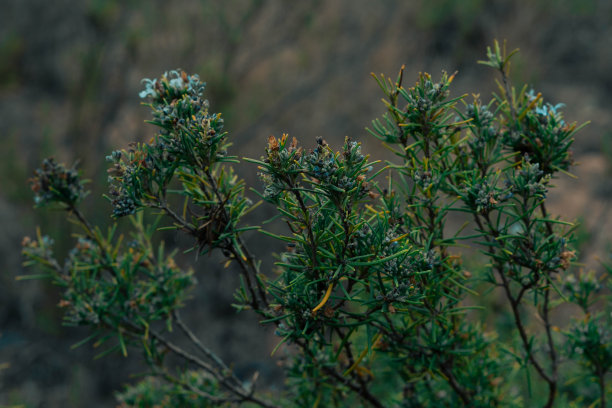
[21,41,611,407]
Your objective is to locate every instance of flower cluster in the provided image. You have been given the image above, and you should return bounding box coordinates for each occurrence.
[29,158,86,208]
[107,69,230,219]
[510,159,549,198]
[257,135,372,204]
[465,101,499,159]
[467,181,500,215]
[563,269,601,313]
[305,137,338,182]
[369,69,459,146]
[21,234,54,261]
[404,72,453,114]
[106,145,148,217]
[567,316,612,376]
[258,133,302,200]
[139,70,205,104]
[305,136,371,200]
[502,91,576,175]
[458,171,510,216]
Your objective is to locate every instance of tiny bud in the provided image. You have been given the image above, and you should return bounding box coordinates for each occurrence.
[490,377,503,387]
[167,258,177,269]
[377,340,389,351]
[58,299,71,308]
[268,135,279,151]
[323,306,335,318]
[560,250,575,269]
[30,180,41,193]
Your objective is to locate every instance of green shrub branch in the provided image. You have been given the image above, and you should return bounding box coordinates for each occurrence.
[20,42,611,407]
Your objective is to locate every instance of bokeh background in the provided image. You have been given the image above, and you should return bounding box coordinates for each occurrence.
[1,0,612,406]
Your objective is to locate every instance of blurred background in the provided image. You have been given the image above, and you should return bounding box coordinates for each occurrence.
[1,0,612,406]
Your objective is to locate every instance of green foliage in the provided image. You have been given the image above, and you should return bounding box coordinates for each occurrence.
[21,42,611,407]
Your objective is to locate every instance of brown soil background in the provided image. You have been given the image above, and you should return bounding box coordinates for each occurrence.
[1,1,611,406]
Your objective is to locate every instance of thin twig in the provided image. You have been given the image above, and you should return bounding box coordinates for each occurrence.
[539,203,559,408]
[152,365,230,404]
[542,286,557,408]
[474,214,553,386]
[440,363,472,405]
[173,310,244,389]
[149,328,278,408]
[598,370,606,408]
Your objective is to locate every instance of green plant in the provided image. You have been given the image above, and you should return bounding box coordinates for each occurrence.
[20,42,611,407]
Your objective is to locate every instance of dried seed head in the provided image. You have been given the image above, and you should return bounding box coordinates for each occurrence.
[560,250,576,270]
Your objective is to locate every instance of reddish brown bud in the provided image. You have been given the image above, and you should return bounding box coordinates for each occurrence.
[268,135,279,151]
[58,299,71,308]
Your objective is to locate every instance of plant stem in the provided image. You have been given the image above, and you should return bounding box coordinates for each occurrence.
[440,364,471,405]
[599,371,606,408]
[173,310,244,390]
[474,214,554,388]
[542,285,558,408]
[150,328,278,408]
